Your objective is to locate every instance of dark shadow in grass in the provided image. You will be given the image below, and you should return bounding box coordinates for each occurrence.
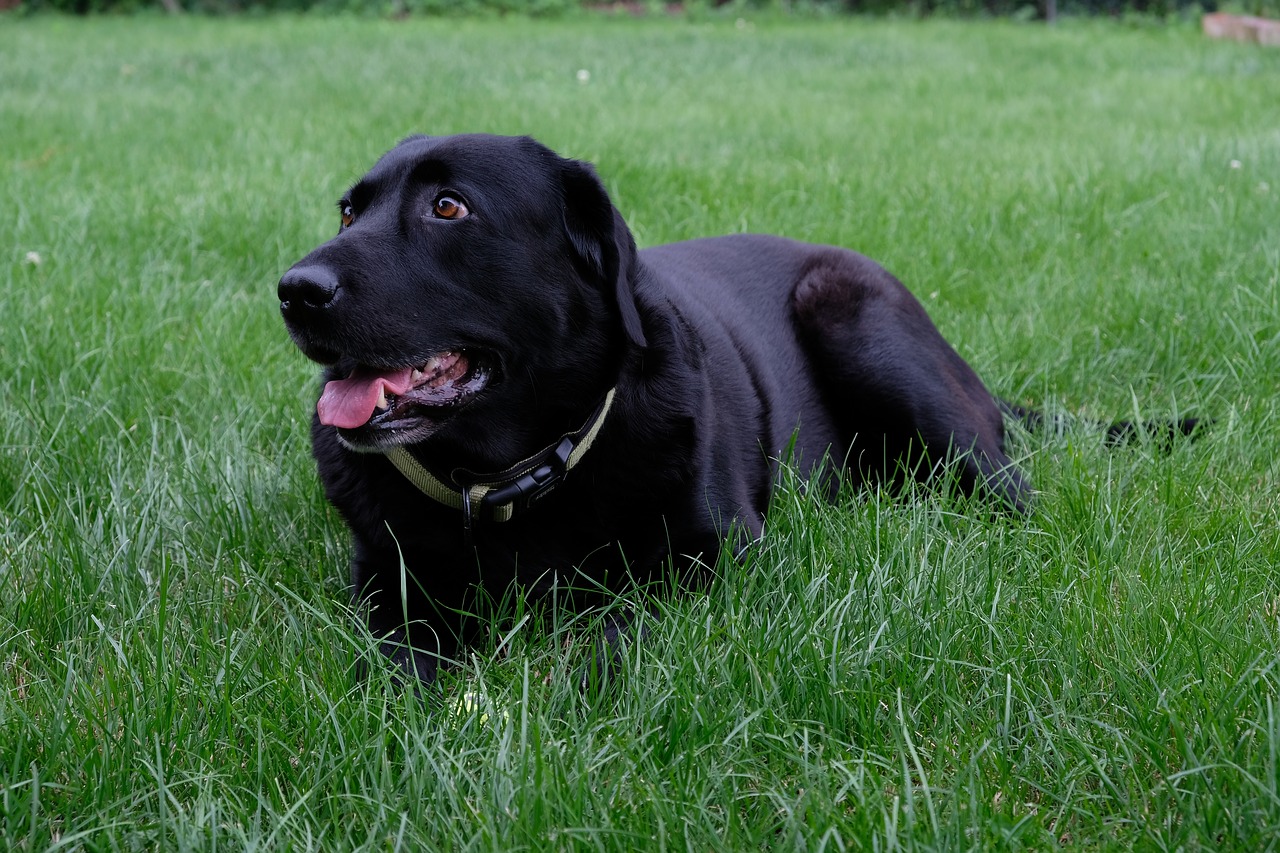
[1000,401,1210,452]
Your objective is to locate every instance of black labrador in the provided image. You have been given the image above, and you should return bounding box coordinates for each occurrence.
[279,133,1032,687]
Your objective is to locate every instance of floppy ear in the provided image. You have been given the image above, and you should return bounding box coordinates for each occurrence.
[560,160,647,350]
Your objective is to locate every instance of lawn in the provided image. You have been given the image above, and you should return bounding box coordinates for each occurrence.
[3,11,1279,850]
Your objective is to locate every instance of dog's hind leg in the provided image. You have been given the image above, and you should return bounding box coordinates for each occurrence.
[791,250,1032,512]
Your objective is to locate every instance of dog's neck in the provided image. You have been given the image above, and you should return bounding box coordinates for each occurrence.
[382,388,617,541]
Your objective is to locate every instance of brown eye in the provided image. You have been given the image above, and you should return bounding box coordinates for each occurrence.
[433,194,468,220]
[340,203,354,228]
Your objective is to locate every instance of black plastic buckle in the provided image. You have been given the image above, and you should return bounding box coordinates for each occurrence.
[481,436,575,517]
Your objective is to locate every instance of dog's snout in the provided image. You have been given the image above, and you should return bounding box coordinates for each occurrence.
[278,265,339,312]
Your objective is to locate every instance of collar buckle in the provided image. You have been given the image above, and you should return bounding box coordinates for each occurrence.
[479,436,574,515]
[383,388,616,535]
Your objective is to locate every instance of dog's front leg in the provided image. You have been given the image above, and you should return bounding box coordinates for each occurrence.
[350,540,454,687]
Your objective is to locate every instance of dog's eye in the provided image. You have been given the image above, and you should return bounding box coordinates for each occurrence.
[433,195,469,221]
[340,204,355,228]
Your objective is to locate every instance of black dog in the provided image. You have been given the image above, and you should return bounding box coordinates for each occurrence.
[279,134,1032,686]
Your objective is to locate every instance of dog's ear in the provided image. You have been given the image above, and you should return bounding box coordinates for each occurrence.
[560,160,647,350]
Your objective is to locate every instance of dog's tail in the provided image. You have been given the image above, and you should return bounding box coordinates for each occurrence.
[999,402,1208,449]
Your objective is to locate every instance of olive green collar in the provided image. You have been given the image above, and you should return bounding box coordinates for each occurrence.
[385,388,616,536]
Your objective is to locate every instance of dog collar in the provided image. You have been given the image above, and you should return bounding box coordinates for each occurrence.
[384,388,616,535]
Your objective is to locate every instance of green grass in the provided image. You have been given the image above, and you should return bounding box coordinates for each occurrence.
[3,12,1279,850]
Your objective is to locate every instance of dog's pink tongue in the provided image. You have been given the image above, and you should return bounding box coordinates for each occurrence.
[317,367,415,429]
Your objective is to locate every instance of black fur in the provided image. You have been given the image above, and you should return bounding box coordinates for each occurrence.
[279,134,1034,686]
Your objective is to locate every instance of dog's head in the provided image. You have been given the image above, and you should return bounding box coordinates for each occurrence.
[279,134,644,456]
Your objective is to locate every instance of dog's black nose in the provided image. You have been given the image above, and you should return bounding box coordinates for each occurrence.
[278,265,339,311]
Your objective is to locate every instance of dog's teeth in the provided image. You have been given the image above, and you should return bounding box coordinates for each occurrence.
[410,368,425,385]
[375,387,389,411]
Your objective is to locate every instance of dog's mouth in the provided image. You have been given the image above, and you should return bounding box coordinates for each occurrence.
[317,350,492,435]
